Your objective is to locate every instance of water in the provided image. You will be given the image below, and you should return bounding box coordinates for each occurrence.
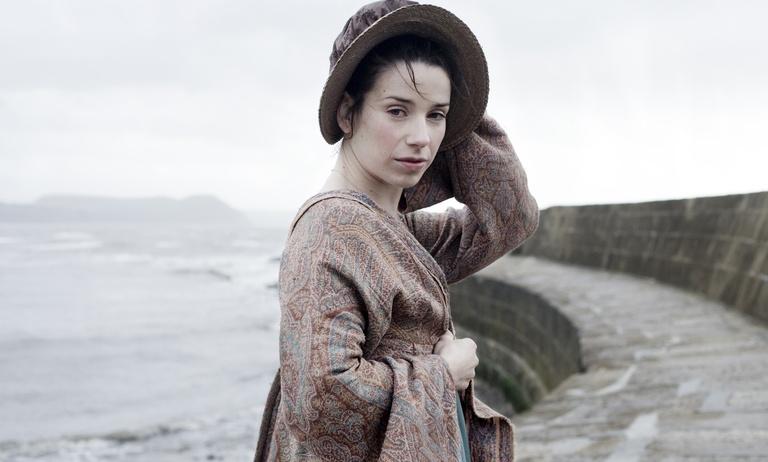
[0,223,286,461]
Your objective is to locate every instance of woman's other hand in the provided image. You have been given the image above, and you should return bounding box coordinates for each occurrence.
[433,330,478,392]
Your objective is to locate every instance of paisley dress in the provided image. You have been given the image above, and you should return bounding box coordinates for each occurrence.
[253,114,539,461]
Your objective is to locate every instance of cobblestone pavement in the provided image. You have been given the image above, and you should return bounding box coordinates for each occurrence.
[479,256,768,462]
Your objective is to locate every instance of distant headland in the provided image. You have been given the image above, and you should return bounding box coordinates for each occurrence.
[0,194,253,225]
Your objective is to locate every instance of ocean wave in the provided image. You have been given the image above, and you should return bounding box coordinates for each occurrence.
[24,232,105,252]
[51,232,95,241]
[153,241,181,249]
[0,435,141,461]
[171,267,233,282]
[109,253,154,263]
[0,410,263,461]
[0,422,189,461]
[231,239,262,249]
[31,241,103,252]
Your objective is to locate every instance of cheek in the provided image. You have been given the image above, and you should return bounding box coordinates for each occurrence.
[371,120,401,150]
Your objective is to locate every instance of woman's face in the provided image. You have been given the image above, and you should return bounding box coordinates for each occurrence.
[338,60,451,191]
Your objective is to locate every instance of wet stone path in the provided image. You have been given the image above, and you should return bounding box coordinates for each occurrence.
[478,256,768,461]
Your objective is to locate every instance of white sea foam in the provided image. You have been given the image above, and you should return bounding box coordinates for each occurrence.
[110,253,154,263]
[154,241,181,249]
[32,240,104,251]
[52,231,94,241]
[231,239,262,249]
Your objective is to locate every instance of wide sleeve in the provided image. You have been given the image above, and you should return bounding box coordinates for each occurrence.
[277,204,464,461]
[401,113,539,284]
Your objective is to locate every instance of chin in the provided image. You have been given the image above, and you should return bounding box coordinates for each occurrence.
[399,177,422,189]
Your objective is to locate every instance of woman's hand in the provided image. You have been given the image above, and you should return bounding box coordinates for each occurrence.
[433,330,478,392]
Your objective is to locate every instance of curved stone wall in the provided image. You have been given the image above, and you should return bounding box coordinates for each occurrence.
[516,191,768,323]
[449,276,583,413]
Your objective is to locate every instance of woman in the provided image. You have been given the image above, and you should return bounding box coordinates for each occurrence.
[254,1,538,461]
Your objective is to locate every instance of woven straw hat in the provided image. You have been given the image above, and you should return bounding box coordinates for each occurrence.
[318,0,488,151]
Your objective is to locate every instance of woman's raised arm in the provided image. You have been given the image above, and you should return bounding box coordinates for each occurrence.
[402,113,539,284]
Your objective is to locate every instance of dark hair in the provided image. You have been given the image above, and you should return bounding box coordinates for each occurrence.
[342,34,470,138]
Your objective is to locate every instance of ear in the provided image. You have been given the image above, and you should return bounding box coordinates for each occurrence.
[336,92,354,137]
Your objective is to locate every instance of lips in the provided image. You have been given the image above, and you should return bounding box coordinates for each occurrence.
[395,157,428,172]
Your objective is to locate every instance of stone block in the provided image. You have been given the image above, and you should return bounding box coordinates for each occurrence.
[754,282,768,323]
[749,246,767,276]
[623,213,653,232]
[757,213,768,242]
[690,210,724,235]
[572,246,602,267]
[715,210,741,236]
[744,191,768,210]
[643,232,660,255]
[678,235,710,262]
[735,275,764,318]
[644,255,666,280]
[706,267,736,299]
[657,260,692,289]
[705,239,732,265]
[650,212,668,232]
[630,234,652,254]
[602,211,621,230]
[568,232,597,254]
[688,264,713,290]
[623,254,648,274]
[666,213,685,231]
[730,211,764,240]
[724,241,759,271]
[656,235,682,258]
[717,271,743,308]
[693,194,747,212]
[603,252,620,272]
[761,250,768,275]
[659,199,689,215]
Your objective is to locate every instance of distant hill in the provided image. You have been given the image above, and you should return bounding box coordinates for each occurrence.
[0,194,252,225]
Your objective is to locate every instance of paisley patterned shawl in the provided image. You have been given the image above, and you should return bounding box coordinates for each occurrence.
[254,114,539,461]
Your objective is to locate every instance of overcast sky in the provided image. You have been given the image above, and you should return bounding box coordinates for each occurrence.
[1,0,766,213]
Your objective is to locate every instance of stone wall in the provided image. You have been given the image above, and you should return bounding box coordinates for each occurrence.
[516,191,768,323]
[449,276,583,413]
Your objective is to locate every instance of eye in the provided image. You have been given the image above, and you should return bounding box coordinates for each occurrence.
[429,112,447,121]
[387,107,406,117]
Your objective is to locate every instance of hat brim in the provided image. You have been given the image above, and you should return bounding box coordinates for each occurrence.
[318,4,489,151]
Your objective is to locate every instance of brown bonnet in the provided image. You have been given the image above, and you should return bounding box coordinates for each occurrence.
[318,0,489,151]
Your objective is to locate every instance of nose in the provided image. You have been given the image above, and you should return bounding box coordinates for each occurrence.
[406,117,430,148]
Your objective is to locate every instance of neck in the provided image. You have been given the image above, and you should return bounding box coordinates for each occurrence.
[322,145,404,218]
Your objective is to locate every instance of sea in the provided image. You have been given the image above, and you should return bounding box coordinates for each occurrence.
[0,222,288,461]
